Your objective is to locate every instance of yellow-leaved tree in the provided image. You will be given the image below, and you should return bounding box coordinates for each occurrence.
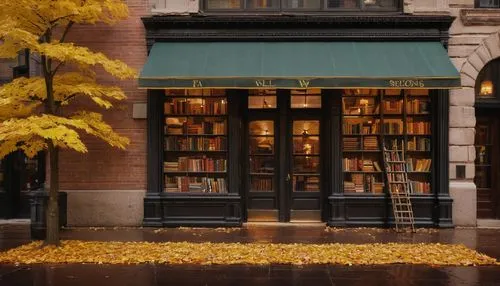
[0,0,136,246]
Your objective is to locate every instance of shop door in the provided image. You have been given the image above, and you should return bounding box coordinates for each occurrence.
[475,115,500,218]
[246,90,322,222]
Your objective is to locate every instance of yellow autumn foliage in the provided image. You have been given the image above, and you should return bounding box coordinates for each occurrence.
[0,0,136,159]
[0,241,498,266]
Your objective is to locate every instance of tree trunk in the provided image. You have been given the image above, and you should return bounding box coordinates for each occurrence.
[44,141,59,246]
[41,27,60,246]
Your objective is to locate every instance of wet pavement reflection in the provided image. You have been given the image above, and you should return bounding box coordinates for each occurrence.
[1,224,500,286]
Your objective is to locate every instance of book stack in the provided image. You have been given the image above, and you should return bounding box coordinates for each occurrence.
[165,176,179,192]
[406,158,432,172]
[343,137,360,150]
[352,174,364,192]
[363,136,378,150]
[362,160,375,171]
[344,181,356,192]
[252,178,273,191]
[305,176,320,191]
[164,161,179,172]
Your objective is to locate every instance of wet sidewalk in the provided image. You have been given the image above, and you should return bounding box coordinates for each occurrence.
[1,224,500,286]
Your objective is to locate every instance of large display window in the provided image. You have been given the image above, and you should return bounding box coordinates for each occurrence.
[163,89,228,194]
[341,89,432,195]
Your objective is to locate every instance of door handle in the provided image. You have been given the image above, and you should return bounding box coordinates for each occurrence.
[285,174,291,182]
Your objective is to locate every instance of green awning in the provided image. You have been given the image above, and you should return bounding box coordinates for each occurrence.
[139,42,460,89]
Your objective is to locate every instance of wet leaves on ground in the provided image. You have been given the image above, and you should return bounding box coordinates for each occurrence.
[0,241,498,266]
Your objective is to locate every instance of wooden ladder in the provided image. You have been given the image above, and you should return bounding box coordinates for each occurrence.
[382,140,415,233]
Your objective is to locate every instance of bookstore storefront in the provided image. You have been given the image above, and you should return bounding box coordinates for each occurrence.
[140,15,460,227]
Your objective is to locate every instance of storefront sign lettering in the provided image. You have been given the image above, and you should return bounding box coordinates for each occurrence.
[192,80,203,88]
[255,80,274,87]
[389,80,425,88]
[298,80,310,88]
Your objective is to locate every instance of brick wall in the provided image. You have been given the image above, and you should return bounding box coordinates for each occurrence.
[58,0,150,191]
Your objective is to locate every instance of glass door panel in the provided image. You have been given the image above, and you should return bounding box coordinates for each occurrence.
[249,126,275,192]
[291,120,320,193]
[247,119,278,221]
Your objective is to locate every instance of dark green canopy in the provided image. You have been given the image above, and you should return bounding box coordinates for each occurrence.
[139,42,460,89]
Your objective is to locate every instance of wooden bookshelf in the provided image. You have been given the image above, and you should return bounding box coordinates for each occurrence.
[342,89,433,195]
[163,89,228,194]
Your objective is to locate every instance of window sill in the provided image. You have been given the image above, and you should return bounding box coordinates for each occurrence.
[461,8,500,26]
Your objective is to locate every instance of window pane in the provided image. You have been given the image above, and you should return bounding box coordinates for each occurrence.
[285,0,321,9]
[291,89,321,108]
[327,0,359,9]
[247,0,279,8]
[362,0,398,10]
[249,90,277,109]
[206,0,242,9]
[479,0,499,8]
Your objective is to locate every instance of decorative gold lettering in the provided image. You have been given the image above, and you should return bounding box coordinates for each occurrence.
[388,79,425,88]
[298,80,310,88]
[255,80,274,87]
[193,80,203,88]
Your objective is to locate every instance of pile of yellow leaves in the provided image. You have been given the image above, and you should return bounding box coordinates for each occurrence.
[0,241,498,266]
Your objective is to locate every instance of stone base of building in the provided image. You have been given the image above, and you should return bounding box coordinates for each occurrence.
[449,181,477,227]
[64,190,146,227]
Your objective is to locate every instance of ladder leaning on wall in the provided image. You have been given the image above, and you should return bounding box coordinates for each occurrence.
[382,140,416,233]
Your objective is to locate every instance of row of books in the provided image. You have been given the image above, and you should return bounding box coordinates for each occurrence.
[406,158,432,172]
[293,176,320,192]
[164,99,227,115]
[164,157,227,172]
[165,137,227,151]
[382,120,404,135]
[343,120,380,135]
[406,99,430,114]
[251,177,273,192]
[410,181,431,194]
[407,120,431,135]
[344,174,384,193]
[343,158,382,172]
[165,121,226,135]
[407,137,431,151]
[165,176,227,193]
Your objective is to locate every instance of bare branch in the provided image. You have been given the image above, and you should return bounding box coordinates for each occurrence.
[59,21,74,44]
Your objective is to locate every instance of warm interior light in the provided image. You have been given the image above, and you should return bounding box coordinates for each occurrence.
[480,80,494,97]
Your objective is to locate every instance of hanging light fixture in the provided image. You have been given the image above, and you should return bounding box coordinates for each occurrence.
[479,80,494,97]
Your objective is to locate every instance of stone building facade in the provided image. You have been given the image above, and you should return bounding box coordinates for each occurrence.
[3,0,498,227]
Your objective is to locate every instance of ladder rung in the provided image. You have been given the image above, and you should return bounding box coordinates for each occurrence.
[387,171,406,173]
[387,161,406,163]
[389,181,408,184]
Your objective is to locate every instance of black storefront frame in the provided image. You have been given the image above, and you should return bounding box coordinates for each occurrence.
[142,15,454,228]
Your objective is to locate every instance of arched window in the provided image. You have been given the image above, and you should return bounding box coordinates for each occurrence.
[475,58,500,99]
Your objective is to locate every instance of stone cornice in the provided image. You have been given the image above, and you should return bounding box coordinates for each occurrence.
[461,9,500,26]
[143,14,455,29]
